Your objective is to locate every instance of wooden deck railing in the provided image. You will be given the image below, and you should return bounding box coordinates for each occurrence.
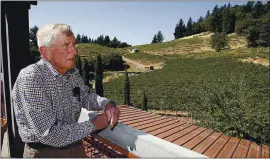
[83,133,139,158]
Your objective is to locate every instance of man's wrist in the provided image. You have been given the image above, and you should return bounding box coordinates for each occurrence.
[105,101,117,110]
[108,101,116,107]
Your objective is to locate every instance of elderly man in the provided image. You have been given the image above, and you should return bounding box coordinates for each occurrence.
[12,24,120,158]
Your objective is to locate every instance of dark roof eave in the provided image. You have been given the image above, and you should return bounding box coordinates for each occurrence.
[28,1,37,9]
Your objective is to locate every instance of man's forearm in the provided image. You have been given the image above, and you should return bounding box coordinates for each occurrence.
[82,93,114,111]
[37,121,95,147]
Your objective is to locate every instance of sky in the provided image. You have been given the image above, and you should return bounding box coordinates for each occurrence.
[29,1,247,46]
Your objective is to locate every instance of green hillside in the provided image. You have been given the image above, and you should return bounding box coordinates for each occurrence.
[77,32,247,65]
[103,46,269,145]
[75,31,269,145]
[77,43,126,57]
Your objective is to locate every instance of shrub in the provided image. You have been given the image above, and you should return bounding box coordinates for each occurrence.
[30,46,40,63]
[86,53,125,71]
[211,32,229,52]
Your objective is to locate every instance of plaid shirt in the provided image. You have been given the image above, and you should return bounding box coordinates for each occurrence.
[12,59,113,147]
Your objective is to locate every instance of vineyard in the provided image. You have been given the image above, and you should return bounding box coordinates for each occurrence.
[103,47,270,145]
[124,52,166,65]
[77,43,126,57]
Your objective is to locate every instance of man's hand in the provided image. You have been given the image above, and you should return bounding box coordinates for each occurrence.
[105,103,120,128]
[91,113,109,130]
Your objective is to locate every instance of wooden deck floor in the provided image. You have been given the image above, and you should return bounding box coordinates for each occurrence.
[118,106,270,158]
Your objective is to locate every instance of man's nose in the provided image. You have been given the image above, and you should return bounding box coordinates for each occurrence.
[69,46,77,55]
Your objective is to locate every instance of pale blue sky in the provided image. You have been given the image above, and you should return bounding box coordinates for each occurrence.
[29,1,247,46]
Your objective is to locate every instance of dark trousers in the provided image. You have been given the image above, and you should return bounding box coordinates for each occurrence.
[23,141,87,158]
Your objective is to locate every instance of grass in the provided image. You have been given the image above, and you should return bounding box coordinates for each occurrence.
[186,47,270,60]
[103,47,270,145]
[124,52,166,65]
[77,43,125,57]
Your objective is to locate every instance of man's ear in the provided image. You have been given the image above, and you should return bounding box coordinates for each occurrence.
[39,46,50,60]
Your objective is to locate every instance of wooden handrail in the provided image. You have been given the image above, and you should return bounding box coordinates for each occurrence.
[84,133,139,158]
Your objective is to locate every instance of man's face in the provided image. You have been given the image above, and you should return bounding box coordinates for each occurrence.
[46,32,77,75]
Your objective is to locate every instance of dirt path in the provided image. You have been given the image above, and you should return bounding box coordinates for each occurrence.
[123,56,165,72]
[122,56,146,70]
[241,56,269,67]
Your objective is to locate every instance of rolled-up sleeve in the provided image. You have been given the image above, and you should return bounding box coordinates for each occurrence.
[12,75,96,147]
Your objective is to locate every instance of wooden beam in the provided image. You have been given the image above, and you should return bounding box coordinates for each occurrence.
[1,1,33,157]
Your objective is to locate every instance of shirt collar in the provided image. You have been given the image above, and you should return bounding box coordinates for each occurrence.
[40,58,75,80]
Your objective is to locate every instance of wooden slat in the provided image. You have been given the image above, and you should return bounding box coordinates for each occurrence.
[183,129,214,150]
[203,135,231,158]
[141,119,180,132]
[119,107,137,111]
[156,123,192,139]
[119,109,147,116]
[119,111,147,116]
[119,108,150,114]
[119,113,157,123]
[122,115,163,125]
[132,118,174,130]
[192,132,223,154]
[173,127,206,145]
[119,109,153,117]
[232,139,251,158]
[216,137,240,158]
[247,142,261,158]
[128,117,169,128]
[120,111,153,120]
[261,145,270,158]
[164,125,199,142]
[147,121,186,135]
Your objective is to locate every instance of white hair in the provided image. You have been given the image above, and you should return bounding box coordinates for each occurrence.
[36,24,74,50]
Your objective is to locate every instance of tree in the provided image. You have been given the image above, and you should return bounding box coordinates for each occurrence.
[95,55,103,97]
[88,37,92,43]
[151,35,158,44]
[197,16,205,32]
[29,26,40,63]
[30,46,40,63]
[119,42,131,48]
[124,67,131,105]
[141,91,148,111]
[174,18,186,39]
[104,35,111,46]
[75,54,82,77]
[81,34,88,43]
[76,34,81,44]
[211,5,222,32]
[258,23,270,47]
[29,26,39,47]
[110,37,120,48]
[205,10,210,19]
[186,17,193,36]
[156,31,164,43]
[96,35,104,45]
[82,58,91,88]
[211,32,229,51]
[246,28,259,47]
[235,17,257,35]
[222,5,234,34]
[192,22,201,34]
[253,1,264,18]
[242,1,254,13]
